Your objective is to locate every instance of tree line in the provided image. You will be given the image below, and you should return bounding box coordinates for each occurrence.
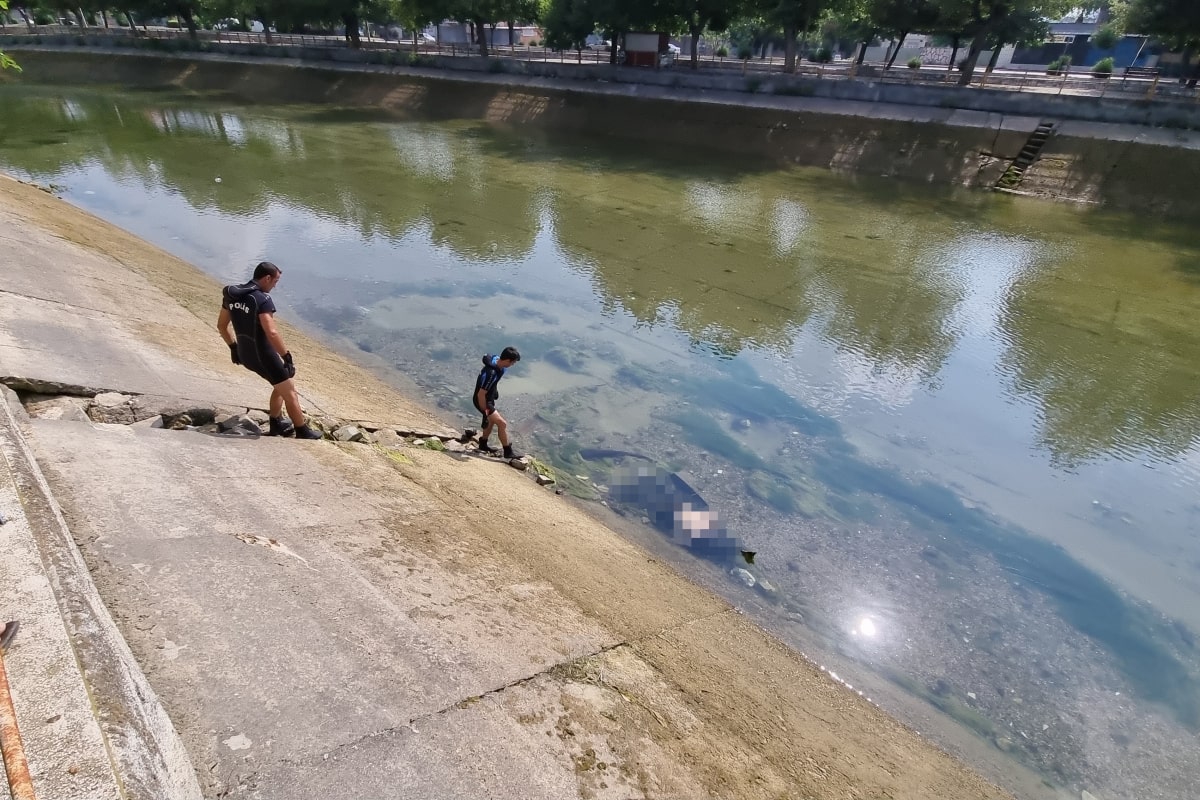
[5,0,1199,84]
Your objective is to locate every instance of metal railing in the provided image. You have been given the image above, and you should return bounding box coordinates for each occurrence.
[3,23,1197,103]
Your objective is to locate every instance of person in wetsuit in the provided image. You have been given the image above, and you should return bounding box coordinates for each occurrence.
[216,261,321,439]
[473,346,521,458]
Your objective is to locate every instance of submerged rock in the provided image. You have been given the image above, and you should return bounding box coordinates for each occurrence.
[731,568,756,588]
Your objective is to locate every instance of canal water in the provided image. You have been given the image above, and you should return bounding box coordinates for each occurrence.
[3,84,1199,800]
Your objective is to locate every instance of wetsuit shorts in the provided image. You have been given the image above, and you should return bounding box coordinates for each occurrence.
[473,395,495,428]
[241,348,292,387]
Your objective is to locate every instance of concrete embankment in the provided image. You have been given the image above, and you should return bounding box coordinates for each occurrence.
[0,174,1036,798]
[5,48,1200,219]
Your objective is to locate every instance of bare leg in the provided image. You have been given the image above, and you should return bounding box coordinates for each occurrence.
[492,412,510,447]
[269,385,285,418]
[276,379,306,427]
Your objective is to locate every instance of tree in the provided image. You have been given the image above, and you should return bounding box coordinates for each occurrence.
[128,0,203,39]
[1,0,19,72]
[672,0,744,69]
[541,0,592,52]
[943,0,1072,86]
[1118,0,1200,84]
[754,0,831,72]
[982,6,1046,71]
[867,0,939,69]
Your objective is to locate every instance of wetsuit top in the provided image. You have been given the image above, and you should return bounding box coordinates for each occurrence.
[475,354,506,403]
[222,280,277,362]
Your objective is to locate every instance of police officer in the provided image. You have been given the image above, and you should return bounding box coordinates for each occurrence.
[217,261,321,439]
[473,346,521,458]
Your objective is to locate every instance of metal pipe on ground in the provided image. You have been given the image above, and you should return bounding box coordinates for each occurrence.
[0,622,35,800]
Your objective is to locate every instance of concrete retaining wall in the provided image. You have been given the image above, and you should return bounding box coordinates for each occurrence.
[5,35,1200,128]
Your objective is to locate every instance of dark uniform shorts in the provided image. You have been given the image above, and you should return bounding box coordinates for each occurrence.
[242,348,292,387]
[473,396,495,428]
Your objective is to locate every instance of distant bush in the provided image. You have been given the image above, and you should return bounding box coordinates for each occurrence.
[1046,55,1072,74]
[1092,56,1114,76]
[907,56,921,69]
[716,45,728,58]
[1093,25,1119,51]
[813,46,833,63]
[737,44,753,60]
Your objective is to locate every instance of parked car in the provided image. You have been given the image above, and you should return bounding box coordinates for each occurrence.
[666,43,680,55]
[584,33,611,51]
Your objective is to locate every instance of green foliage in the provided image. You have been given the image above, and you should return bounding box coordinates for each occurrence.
[1121,0,1200,51]
[0,0,16,72]
[716,44,728,56]
[906,55,921,68]
[540,0,592,51]
[1046,54,1071,74]
[1092,23,1119,50]
[1091,55,1114,75]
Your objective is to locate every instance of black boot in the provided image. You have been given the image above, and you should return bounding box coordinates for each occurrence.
[267,416,294,437]
[477,438,497,454]
[294,424,322,440]
[503,444,522,460]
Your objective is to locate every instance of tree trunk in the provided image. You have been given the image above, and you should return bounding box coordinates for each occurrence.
[885,31,907,69]
[76,7,86,26]
[784,24,797,73]
[855,29,874,66]
[609,35,618,65]
[182,7,197,39]
[957,26,988,85]
[986,40,1004,72]
[124,10,135,31]
[101,9,108,27]
[508,20,515,46]
[947,34,960,71]
[342,13,360,48]
[690,25,700,69]
[255,6,272,43]
[1187,49,1200,87]
[18,7,33,30]
[474,20,488,57]
[1179,47,1192,85]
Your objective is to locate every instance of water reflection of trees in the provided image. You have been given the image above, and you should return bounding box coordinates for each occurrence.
[1000,238,1200,466]
[551,174,815,356]
[9,89,1200,466]
[0,92,540,259]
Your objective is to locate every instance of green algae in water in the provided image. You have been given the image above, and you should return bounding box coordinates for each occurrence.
[673,411,768,473]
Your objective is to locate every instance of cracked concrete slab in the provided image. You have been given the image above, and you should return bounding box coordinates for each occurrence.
[27,419,622,797]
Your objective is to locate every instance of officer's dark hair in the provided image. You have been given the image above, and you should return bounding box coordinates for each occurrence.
[500,346,521,363]
[253,261,281,280]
